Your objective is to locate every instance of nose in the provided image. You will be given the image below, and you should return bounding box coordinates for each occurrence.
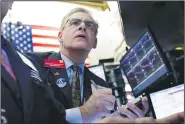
[78,22,86,31]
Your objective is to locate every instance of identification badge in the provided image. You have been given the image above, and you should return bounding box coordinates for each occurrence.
[44,59,65,68]
[56,78,67,88]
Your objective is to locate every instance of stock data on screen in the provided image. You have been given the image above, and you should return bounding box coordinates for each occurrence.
[121,32,168,96]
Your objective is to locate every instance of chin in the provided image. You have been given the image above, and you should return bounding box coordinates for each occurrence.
[71,45,90,52]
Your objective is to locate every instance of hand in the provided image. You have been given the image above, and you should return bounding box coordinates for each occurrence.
[94,112,184,123]
[117,97,149,119]
[155,112,184,123]
[133,112,184,123]
[79,88,115,123]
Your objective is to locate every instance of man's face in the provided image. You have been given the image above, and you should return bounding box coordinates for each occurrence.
[59,12,97,52]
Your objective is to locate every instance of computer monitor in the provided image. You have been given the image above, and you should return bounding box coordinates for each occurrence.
[149,84,184,119]
[88,64,106,81]
[120,29,171,97]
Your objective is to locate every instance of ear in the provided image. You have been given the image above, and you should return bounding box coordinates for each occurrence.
[93,37,97,49]
[58,31,62,38]
[58,31,63,43]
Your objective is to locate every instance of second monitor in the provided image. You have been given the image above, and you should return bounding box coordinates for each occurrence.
[120,29,171,97]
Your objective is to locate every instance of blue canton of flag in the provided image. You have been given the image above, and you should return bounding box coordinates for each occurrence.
[1,23,33,53]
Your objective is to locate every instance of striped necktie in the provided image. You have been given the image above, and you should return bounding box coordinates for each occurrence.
[71,65,81,107]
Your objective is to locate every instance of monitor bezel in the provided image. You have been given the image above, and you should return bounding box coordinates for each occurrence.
[88,64,107,81]
[120,27,173,97]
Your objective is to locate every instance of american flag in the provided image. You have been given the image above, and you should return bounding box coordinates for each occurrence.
[1,22,60,53]
[1,22,91,66]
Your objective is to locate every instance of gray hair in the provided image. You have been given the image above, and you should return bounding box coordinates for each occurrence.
[60,8,99,35]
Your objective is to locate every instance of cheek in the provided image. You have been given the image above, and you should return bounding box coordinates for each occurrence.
[88,34,96,45]
[62,30,73,43]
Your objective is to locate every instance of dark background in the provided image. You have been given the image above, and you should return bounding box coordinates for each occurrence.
[118,1,184,52]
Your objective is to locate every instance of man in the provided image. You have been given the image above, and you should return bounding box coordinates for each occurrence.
[4,3,184,124]
[27,8,149,123]
[1,1,67,124]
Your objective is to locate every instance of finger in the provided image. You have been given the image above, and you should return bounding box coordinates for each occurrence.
[106,110,122,117]
[98,97,114,113]
[96,88,112,95]
[135,117,156,123]
[103,95,115,111]
[94,116,135,123]
[118,105,138,119]
[142,97,149,114]
[101,108,112,117]
[103,95,116,104]
[127,102,145,117]
[104,100,114,111]
[156,112,184,123]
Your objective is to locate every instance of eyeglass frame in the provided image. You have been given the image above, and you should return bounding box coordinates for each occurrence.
[62,18,98,33]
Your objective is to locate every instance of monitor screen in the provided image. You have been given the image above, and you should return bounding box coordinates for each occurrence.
[88,65,106,81]
[121,30,169,97]
[150,84,184,119]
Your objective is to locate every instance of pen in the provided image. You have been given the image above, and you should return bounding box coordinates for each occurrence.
[90,80,100,90]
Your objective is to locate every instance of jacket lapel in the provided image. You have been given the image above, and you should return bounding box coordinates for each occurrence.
[47,52,73,108]
[14,58,33,124]
[83,67,92,102]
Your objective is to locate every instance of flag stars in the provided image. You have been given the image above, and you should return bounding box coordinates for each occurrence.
[2,23,34,53]
[19,31,23,35]
[23,35,26,38]
[27,44,31,48]
[12,36,15,40]
[11,25,15,28]
[26,32,30,36]
[26,26,30,30]
[15,28,18,32]
[20,43,23,47]
[2,23,6,28]
[15,34,19,38]
[19,37,23,41]
[3,30,6,34]
[27,38,31,42]
[24,47,28,51]
[7,27,10,31]
[16,40,19,44]
[23,41,27,44]
[11,30,15,34]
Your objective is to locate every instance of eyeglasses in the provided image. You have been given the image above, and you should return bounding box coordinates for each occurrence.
[65,18,98,31]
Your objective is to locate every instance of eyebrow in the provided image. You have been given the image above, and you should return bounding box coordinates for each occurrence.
[69,18,94,23]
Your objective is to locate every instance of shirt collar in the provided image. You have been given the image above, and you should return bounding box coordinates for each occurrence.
[60,52,84,73]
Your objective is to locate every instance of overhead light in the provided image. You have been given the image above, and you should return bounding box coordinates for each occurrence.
[175,47,183,50]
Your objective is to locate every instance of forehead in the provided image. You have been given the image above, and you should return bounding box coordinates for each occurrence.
[68,12,94,21]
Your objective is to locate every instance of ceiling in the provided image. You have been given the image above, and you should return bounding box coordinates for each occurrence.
[64,1,110,11]
[118,1,184,51]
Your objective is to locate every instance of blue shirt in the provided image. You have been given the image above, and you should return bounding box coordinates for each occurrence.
[60,53,84,123]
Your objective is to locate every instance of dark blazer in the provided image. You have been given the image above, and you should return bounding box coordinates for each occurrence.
[27,52,109,109]
[1,36,67,124]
